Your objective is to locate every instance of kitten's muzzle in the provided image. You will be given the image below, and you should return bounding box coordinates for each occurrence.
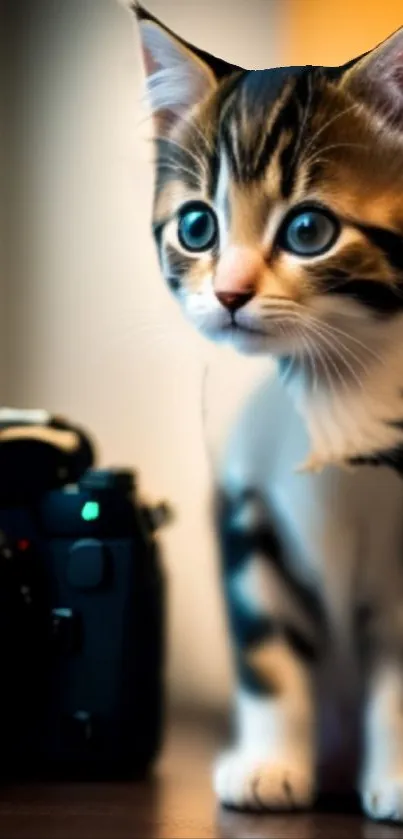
[214,245,261,312]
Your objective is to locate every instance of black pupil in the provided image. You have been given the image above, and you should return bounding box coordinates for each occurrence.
[189,213,208,240]
[295,215,318,243]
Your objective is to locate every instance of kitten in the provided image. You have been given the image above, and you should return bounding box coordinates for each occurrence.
[130,2,403,822]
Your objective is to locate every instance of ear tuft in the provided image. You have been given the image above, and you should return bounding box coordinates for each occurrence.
[133,6,244,137]
[140,20,216,111]
[136,15,217,136]
[344,27,403,130]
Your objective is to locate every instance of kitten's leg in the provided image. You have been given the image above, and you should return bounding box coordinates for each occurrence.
[214,640,317,810]
[213,490,322,811]
[361,657,403,823]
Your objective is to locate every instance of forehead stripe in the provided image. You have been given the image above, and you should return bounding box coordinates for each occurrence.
[280,71,314,198]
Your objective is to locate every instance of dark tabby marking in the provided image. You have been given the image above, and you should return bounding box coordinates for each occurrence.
[357,224,403,273]
[353,603,376,666]
[327,280,403,315]
[350,446,403,473]
[216,490,324,693]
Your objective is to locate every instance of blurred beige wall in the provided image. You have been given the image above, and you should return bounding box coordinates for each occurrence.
[0,8,9,397]
[4,0,283,711]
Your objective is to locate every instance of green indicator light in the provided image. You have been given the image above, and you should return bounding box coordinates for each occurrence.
[81,501,100,522]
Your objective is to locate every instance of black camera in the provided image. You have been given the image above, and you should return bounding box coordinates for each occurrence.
[0,409,169,779]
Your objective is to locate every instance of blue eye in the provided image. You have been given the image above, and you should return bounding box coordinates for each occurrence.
[178,202,218,252]
[281,206,339,256]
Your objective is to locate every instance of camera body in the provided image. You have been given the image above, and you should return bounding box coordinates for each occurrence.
[0,462,168,779]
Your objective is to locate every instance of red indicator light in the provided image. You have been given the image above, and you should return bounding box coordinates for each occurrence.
[18,539,30,552]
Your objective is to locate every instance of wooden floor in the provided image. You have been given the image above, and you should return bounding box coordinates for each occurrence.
[0,715,403,838]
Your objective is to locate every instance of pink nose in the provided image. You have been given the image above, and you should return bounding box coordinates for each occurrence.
[214,246,262,312]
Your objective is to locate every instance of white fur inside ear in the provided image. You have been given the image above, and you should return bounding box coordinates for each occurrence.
[139,21,216,118]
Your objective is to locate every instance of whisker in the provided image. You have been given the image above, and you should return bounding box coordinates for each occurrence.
[174,111,213,155]
[303,319,365,392]
[261,307,378,395]
[310,318,384,368]
[302,104,360,158]
[277,308,364,392]
[304,141,368,170]
[200,361,216,475]
[261,307,306,318]
[304,314,370,373]
[304,316,370,370]
[261,302,383,375]
[135,109,155,131]
[310,339,359,456]
[307,330,345,402]
[261,302,314,315]
[308,334,366,451]
[263,304,380,367]
[313,142,368,155]
[156,161,204,184]
[154,135,206,171]
[300,333,319,393]
[290,302,385,365]
[98,309,187,351]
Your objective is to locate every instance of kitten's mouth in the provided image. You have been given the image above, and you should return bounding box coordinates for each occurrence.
[222,311,299,344]
[223,321,269,337]
[217,317,295,357]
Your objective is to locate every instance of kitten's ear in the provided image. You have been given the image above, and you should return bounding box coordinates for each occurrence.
[132,3,242,135]
[343,27,403,129]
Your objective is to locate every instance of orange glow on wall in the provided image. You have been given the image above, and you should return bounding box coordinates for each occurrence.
[284,0,402,66]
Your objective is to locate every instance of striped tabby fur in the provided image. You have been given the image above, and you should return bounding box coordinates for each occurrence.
[131,3,403,822]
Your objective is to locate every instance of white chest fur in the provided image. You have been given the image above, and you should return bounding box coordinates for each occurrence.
[286,310,403,472]
[220,370,403,650]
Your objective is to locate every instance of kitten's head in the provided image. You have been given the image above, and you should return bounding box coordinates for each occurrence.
[135,4,403,367]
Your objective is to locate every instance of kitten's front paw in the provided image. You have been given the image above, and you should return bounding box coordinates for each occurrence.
[362,778,403,823]
[213,750,315,812]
